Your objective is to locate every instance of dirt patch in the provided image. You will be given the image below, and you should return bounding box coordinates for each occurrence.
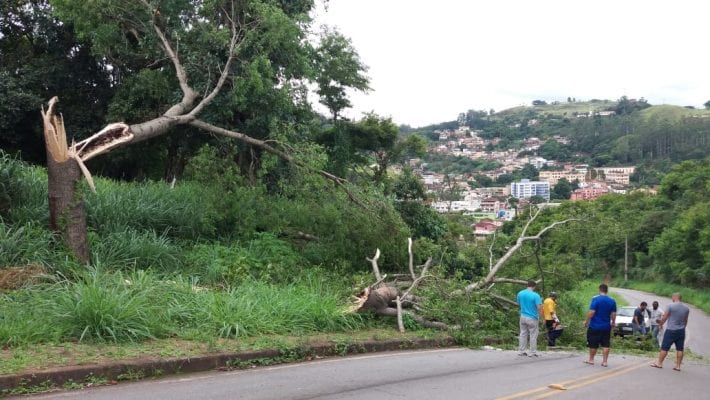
[0,264,48,290]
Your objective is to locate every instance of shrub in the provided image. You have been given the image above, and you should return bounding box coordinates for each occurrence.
[186,234,304,285]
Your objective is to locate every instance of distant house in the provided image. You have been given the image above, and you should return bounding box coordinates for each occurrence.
[571,186,609,201]
[473,220,502,238]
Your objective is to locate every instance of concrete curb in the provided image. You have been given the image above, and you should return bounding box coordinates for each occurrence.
[0,337,456,392]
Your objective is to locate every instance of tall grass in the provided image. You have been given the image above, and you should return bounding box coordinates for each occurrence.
[90,229,183,271]
[0,223,54,267]
[0,268,364,346]
[86,180,218,239]
[185,233,305,285]
[0,153,48,224]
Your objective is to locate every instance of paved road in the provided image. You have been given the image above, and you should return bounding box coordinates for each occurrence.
[613,287,710,358]
[19,348,710,400]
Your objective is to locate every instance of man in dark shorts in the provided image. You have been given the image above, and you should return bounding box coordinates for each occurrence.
[583,284,617,367]
[650,293,690,371]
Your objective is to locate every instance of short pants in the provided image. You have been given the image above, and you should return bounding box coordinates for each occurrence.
[587,328,611,349]
[661,328,685,352]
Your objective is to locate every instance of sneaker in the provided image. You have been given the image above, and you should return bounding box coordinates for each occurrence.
[529,353,539,357]
[518,352,528,356]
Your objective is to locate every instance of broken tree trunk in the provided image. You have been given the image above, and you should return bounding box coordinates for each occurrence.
[41,98,132,264]
[42,99,88,264]
[352,242,447,332]
[46,152,89,264]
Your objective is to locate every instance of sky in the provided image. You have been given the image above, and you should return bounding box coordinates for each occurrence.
[311,0,710,127]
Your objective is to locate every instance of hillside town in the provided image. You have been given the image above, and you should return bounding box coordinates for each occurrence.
[407,126,642,238]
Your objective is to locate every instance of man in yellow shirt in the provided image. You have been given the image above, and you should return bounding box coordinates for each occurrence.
[544,292,560,347]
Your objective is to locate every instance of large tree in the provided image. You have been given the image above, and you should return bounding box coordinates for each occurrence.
[40,0,366,263]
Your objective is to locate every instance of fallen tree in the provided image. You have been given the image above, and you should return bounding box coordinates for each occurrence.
[40,1,362,263]
[353,209,578,331]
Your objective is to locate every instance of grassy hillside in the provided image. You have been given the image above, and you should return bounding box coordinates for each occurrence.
[640,104,710,121]
[494,100,616,118]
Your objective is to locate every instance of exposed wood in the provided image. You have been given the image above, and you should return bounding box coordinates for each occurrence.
[396,296,404,333]
[492,278,536,285]
[407,238,416,280]
[366,248,383,282]
[354,239,446,331]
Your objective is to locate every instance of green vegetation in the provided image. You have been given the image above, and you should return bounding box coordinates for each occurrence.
[417,98,710,182]
[0,2,707,389]
[620,281,710,314]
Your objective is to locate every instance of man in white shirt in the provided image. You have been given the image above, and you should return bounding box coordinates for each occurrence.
[649,301,664,346]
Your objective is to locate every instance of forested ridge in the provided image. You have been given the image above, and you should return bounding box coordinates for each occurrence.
[414,99,710,185]
[0,0,708,362]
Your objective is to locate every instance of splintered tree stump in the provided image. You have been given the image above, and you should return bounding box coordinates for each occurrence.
[352,246,448,332]
[47,156,89,264]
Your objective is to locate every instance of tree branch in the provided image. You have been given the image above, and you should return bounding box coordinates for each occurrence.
[189,119,366,207]
[458,211,578,294]
[366,248,383,282]
[188,1,243,118]
[139,0,198,115]
[407,237,416,280]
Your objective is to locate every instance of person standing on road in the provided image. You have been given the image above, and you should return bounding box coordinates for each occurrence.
[649,301,664,346]
[583,284,617,367]
[650,293,690,371]
[517,280,543,357]
[633,301,648,335]
[543,291,560,347]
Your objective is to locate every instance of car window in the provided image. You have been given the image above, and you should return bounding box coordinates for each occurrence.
[617,308,635,317]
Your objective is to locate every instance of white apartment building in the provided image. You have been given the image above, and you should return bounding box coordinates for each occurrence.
[510,179,551,201]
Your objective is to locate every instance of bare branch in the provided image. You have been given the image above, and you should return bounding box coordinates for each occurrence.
[488,231,497,272]
[188,1,243,118]
[366,248,383,282]
[396,296,404,333]
[492,278,535,285]
[458,214,578,294]
[407,238,416,280]
[139,0,198,114]
[520,206,542,238]
[489,293,518,309]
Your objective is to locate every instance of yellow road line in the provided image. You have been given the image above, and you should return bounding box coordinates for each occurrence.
[496,362,647,400]
[529,362,647,399]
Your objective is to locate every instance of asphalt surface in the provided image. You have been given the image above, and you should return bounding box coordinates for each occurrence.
[612,287,710,358]
[18,347,710,400]
[16,287,710,400]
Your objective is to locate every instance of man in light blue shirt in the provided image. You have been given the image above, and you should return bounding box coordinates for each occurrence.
[516,280,543,356]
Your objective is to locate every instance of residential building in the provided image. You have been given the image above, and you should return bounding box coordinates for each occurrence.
[596,167,635,185]
[571,186,609,201]
[472,220,503,238]
[510,179,550,201]
[480,197,503,213]
[539,170,585,186]
[529,157,548,169]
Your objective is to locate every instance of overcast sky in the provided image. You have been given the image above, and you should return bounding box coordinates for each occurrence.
[311,0,710,127]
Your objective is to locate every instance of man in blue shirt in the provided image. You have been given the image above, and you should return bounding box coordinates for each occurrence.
[583,284,617,367]
[516,280,543,357]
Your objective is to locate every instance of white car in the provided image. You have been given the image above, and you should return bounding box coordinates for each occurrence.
[614,306,650,336]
